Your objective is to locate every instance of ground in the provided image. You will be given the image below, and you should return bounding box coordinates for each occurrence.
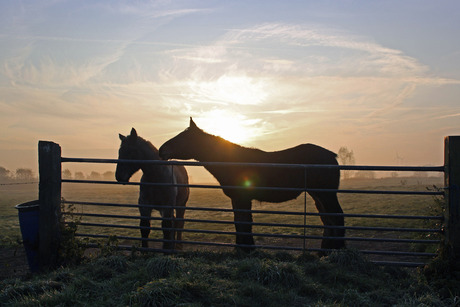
[0,246,29,279]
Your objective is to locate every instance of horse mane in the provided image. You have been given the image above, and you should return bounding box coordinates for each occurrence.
[134,135,160,158]
[195,127,264,161]
[144,137,159,152]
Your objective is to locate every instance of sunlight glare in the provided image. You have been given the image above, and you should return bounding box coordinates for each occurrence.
[186,74,268,106]
[197,110,260,144]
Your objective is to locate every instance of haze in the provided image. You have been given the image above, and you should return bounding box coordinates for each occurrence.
[1,1,459,180]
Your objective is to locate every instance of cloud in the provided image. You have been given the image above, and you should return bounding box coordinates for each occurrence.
[435,113,460,120]
[161,22,459,126]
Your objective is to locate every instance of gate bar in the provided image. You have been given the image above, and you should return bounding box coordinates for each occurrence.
[62,200,444,220]
[62,179,444,196]
[61,157,445,172]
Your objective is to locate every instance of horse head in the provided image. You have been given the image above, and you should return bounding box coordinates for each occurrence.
[160,117,204,160]
[115,128,143,182]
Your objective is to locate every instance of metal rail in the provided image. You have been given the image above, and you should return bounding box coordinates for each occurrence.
[62,179,444,196]
[61,157,445,172]
[62,200,444,221]
[64,212,442,234]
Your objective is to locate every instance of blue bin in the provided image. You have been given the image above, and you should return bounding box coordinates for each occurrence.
[15,200,40,272]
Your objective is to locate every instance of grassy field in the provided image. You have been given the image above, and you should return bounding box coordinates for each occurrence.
[1,176,444,264]
[1,249,459,306]
[2,176,457,306]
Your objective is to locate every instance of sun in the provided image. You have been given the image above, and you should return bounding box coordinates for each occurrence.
[196,110,258,144]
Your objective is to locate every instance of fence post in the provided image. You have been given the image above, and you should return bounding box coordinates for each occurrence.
[38,141,62,270]
[445,136,460,262]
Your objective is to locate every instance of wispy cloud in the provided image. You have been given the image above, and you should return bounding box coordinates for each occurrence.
[1,1,459,172]
[163,22,459,125]
[435,113,460,120]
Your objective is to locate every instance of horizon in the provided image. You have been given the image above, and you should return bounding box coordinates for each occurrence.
[1,1,459,180]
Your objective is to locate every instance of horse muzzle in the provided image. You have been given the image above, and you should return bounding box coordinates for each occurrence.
[159,146,170,160]
[115,172,129,184]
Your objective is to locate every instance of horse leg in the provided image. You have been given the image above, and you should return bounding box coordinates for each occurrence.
[231,198,255,253]
[309,192,345,251]
[174,205,186,251]
[139,206,152,249]
[160,207,176,253]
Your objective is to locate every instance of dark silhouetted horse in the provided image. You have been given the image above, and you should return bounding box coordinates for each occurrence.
[159,118,345,252]
[116,128,189,251]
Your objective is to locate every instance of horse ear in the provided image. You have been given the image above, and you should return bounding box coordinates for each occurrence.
[189,117,198,129]
[130,128,137,138]
[119,134,126,141]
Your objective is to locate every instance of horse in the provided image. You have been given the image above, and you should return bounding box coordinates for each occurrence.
[115,128,190,251]
[159,118,345,252]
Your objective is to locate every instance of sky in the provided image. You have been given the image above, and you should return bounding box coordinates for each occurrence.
[1,0,459,181]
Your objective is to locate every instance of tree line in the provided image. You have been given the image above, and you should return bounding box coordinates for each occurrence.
[0,166,36,181]
[62,169,115,180]
[0,166,116,182]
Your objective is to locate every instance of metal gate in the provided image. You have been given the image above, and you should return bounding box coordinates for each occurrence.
[37,137,460,268]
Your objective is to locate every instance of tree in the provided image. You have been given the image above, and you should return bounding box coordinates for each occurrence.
[338,147,355,179]
[75,172,85,180]
[16,168,34,181]
[102,171,115,180]
[88,171,101,180]
[0,166,11,181]
[62,169,72,179]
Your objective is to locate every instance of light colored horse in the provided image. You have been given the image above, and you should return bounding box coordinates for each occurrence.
[116,128,189,251]
[159,118,345,252]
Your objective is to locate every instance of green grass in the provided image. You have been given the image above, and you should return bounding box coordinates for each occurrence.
[1,249,458,306]
[0,183,38,246]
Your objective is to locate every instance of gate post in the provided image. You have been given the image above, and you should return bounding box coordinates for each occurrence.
[445,136,460,262]
[38,141,62,270]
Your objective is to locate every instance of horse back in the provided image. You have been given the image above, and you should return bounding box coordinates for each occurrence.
[268,143,337,165]
[207,143,340,202]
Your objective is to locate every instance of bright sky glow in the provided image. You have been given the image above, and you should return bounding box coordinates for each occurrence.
[1,1,459,179]
[196,109,263,144]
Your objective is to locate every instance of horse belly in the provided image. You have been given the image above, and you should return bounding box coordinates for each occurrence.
[253,190,302,203]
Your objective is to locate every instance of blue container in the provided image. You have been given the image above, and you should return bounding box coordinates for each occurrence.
[15,200,40,273]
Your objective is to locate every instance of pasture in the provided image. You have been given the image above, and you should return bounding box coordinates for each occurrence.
[1,175,444,263]
[2,175,458,306]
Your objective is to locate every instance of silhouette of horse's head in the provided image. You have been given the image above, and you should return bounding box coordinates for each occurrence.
[160,117,204,160]
[115,128,143,182]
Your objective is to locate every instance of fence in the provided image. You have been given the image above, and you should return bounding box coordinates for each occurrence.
[37,136,460,268]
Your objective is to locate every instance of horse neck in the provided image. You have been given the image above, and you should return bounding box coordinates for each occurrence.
[138,140,164,176]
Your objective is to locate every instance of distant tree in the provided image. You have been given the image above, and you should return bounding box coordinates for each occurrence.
[62,169,72,179]
[0,166,11,181]
[16,168,34,181]
[88,171,101,180]
[102,171,115,180]
[75,172,85,180]
[338,147,356,179]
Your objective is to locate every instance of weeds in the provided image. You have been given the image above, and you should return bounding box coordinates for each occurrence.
[59,200,85,266]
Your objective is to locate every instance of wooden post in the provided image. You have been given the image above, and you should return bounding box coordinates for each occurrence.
[38,141,62,270]
[445,136,460,262]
